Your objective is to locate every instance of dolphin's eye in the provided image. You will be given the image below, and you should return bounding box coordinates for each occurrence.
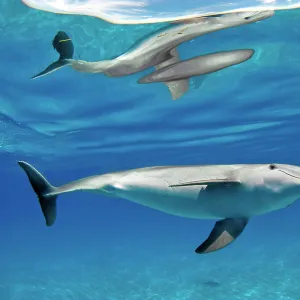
[269,164,276,170]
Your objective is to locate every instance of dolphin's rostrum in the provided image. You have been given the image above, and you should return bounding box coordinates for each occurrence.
[18,161,300,254]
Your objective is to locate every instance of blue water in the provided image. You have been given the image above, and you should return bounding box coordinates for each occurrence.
[2,2,300,299]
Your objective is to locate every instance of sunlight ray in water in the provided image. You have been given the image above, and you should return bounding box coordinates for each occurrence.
[21,0,300,24]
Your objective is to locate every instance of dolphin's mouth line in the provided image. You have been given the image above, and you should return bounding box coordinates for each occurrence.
[278,170,300,180]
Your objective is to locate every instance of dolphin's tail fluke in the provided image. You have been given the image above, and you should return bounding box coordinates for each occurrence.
[18,161,59,226]
[31,31,74,80]
[31,59,72,79]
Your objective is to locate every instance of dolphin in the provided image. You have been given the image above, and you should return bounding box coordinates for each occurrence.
[32,10,274,100]
[18,161,300,254]
[138,49,255,84]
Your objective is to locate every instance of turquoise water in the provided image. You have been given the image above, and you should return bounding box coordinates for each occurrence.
[2,2,300,300]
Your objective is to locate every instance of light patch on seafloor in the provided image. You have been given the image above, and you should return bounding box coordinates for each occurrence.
[21,0,300,24]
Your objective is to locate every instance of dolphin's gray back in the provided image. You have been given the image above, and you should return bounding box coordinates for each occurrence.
[128,164,241,185]
[54,164,266,195]
[52,171,131,196]
[51,164,243,196]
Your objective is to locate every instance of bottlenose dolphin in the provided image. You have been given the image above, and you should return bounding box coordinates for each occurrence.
[138,49,254,84]
[32,10,274,99]
[18,161,300,254]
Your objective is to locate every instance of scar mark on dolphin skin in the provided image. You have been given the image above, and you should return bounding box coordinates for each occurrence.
[158,33,168,37]
[177,27,188,34]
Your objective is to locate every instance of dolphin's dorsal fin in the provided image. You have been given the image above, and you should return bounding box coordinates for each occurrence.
[154,48,189,100]
[195,217,249,254]
[169,179,241,187]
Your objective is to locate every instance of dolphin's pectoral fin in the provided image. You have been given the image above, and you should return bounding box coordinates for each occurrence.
[169,179,241,187]
[154,48,189,100]
[195,217,249,254]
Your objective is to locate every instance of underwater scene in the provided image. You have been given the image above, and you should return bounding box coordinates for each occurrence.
[2,0,300,299]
